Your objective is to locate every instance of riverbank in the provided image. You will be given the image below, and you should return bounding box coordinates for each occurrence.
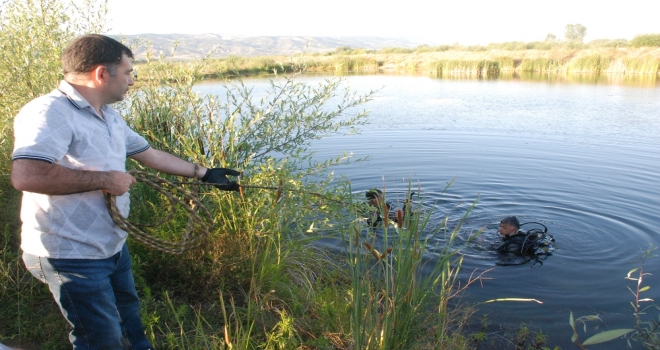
[193,47,660,79]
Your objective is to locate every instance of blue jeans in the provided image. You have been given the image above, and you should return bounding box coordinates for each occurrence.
[23,244,152,350]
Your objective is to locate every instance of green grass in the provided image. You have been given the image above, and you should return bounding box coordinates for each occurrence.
[0,225,71,349]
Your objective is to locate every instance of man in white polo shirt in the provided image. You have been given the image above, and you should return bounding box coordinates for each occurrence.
[11,34,238,349]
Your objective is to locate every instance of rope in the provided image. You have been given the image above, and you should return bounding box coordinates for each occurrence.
[105,170,214,255]
[105,170,345,254]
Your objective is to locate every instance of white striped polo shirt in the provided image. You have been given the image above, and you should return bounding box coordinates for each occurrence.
[12,80,150,259]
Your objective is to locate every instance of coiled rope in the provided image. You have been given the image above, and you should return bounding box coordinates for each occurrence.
[105,170,215,255]
[105,170,342,254]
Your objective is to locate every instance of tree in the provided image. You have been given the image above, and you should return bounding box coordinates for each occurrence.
[565,24,587,42]
[545,33,557,42]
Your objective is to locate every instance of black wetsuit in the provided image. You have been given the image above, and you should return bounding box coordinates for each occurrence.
[496,226,557,266]
[496,231,533,255]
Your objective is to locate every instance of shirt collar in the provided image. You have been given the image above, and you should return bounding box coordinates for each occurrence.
[57,80,110,116]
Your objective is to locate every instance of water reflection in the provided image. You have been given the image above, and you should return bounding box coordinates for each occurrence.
[504,71,659,87]
[330,71,660,88]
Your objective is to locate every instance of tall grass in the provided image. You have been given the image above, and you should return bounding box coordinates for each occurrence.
[568,54,613,73]
[519,58,566,73]
[149,47,660,81]
[434,60,501,78]
[619,57,660,74]
[0,226,71,348]
[328,57,381,74]
[346,188,483,349]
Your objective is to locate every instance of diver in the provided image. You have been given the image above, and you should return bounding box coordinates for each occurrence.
[496,216,556,265]
[364,188,412,228]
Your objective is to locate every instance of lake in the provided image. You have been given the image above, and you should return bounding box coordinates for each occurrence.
[195,74,660,349]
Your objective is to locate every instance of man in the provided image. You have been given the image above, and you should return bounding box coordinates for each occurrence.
[364,188,412,228]
[11,34,238,349]
[496,216,527,254]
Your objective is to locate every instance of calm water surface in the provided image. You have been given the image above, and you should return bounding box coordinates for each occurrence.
[195,75,660,348]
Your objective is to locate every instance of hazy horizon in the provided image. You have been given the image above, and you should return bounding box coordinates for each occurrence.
[107,0,660,46]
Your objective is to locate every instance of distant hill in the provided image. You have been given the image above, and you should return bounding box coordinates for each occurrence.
[112,34,422,60]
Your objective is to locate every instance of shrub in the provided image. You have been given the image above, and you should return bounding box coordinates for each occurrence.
[588,38,629,48]
[630,34,660,47]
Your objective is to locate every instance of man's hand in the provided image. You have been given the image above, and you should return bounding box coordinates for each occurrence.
[103,171,137,196]
[201,168,241,191]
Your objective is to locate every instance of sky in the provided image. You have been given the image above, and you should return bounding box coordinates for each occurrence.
[107,0,660,46]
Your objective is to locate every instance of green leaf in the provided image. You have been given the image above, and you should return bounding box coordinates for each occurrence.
[569,311,575,327]
[483,298,543,304]
[571,333,577,342]
[640,286,650,292]
[627,267,640,278]
[582,329,635,345]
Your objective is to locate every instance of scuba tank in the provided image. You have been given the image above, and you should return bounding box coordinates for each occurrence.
[496,222,557,267]
[519,222,556,256]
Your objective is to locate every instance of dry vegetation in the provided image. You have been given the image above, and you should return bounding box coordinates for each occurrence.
[190,47,660,80]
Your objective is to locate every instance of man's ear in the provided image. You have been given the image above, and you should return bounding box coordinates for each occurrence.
[91,65,109,86]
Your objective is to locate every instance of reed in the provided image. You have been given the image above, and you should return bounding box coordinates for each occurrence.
[345,186,483,349]
[324,57,381,74]
[519,58,566,73]
[136,46,660,80]
[205,56,296,77]
[568,54,614,73]
[496,56,516,71]
[434,60,501,78]
[618,57,660,74]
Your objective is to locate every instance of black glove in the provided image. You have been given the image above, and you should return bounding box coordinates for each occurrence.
[201,168,241,191]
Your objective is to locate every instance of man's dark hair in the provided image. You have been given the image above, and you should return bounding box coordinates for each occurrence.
[365,188,382,200]
[500,216,520,229]
[61,34,134,76]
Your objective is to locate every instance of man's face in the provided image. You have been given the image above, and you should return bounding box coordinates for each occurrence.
[499,223,518,237]
[105,54,134,104]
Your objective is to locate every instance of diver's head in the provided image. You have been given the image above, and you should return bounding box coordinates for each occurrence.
[499,216,520,237]
[365,188,383,206]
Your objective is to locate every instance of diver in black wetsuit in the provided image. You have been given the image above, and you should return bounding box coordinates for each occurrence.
[364,188,412,228]
[365,189,393,227]
[496,216,556,264]
[496,216,529,254]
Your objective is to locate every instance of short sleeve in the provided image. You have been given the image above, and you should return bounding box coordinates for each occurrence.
[123,121,150,156]
[12,98,72,164]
